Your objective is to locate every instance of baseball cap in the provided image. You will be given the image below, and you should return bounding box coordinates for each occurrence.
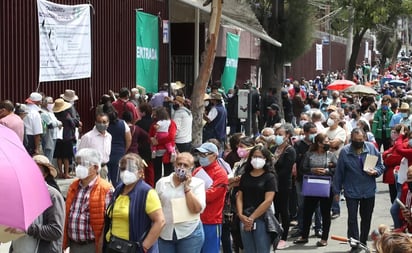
[195,143,218,154]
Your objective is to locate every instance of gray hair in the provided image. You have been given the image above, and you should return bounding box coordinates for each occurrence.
[75,148,101,171]
[350,127,367,140]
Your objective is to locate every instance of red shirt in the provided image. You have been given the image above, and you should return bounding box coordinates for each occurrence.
[112,99,140,122]
[192,160,228,224]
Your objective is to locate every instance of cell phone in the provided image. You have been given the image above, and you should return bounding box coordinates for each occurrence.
[252,222,256,230]
[396,198,406,210]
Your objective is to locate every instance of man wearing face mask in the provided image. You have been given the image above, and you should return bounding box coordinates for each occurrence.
[78,113,112,180]
[319,90,332,119]
[323,111,347,156]
[172,96,193,153]
[202,93,227,144]
[372,95,394,151]
[63,148,114,253]
[333,128,385,253]
[192,143,229,253]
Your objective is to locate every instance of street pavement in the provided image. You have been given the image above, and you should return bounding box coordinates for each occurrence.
[0,179,391,253]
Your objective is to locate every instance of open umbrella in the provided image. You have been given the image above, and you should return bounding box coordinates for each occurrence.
[389,79,407,88]
[327,80,356,91]
[343,85,378,96]
[0,125,51,242]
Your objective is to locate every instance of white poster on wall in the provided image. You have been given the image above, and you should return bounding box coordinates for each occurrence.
[37,0,91,82]
[316,44,323,71]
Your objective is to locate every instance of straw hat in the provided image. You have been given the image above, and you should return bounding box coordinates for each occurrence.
[171,81,185,90]
[174,96,185,104]
[60,89,79,102]
[33,155,57,178]
[400,102,410,111]
[53,98,72,113]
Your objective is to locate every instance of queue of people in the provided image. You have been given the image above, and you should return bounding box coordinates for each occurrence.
[5,75,412,253]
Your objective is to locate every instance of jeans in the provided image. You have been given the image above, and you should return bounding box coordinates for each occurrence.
[201,224,222,253]
[301,194,333,241]
[221,222,232,253]
[346,197,375,245]
[240,219,271,253]
[153,156,173,183]
[296,181,304,232]
[159,223,204,253]
[274,189,290,240]
[390,183,403,228]
[176,142,192,153]
[331,192,341,214]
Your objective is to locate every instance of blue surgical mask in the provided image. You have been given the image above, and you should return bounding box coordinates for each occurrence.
[274,135,284,146]
[382,105,388,111]
[402,113,409,118]
[199,157,211,167]
[308,133,317,143]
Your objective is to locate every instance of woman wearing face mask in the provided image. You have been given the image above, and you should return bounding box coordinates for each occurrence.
[155,152,206,253]
[103,153,165,253]
[236,145,277,253]
[293,133,337,247]
[272,123,296,249]
[226,136,255,253]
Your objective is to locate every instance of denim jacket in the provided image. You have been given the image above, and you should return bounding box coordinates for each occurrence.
[333,141,386,199]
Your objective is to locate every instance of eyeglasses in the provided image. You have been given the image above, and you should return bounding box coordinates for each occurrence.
[198,152,213,158]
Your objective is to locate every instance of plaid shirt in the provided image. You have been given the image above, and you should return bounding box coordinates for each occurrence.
[67,177,112,242]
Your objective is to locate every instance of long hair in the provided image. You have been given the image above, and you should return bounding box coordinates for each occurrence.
[243,145,274,174]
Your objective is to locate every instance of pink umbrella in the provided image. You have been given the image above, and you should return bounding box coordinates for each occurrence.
[327,80,356,91]
[0,125,51,240]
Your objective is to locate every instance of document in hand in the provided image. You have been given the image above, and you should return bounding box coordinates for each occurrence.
[194,168,213,189]
[171,197,200,223]
[363,154,378,171]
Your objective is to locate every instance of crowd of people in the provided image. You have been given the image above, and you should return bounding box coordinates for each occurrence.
[3,67,412,253]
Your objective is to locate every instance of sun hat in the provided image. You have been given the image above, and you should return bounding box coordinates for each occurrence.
[33,155,58,178]
[53,98,72,113]
[174,96,185,104]
[60,89,79,102]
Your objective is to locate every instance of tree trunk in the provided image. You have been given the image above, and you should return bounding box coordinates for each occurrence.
[191,0,222,147]
[346,28,367,81]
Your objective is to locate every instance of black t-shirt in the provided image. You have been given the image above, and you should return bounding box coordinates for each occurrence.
[239,171,277,214]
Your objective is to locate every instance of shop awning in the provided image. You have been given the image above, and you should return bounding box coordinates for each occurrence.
[177,0,282,47]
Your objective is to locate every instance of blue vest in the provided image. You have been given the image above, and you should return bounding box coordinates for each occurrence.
[205,104,227,142]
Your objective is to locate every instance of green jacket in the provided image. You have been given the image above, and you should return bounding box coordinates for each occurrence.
[372,108,393,139]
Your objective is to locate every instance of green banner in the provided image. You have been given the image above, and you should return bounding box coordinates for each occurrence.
[221,32,240,92]
[136,11,159,93]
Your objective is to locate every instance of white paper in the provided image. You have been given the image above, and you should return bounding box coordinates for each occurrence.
[194,169,213,189]
[363,154,378,171]
[171,198,200,223]
[56,127,63,140]
[398,158,409,184]
[307,178,330,184]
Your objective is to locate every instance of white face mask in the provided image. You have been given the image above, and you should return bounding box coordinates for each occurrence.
[75,165,89,179]
[47,104,54,112]
[120,170,138,185]
[251,157,266,169]
[326,118,335,127]
[204,101,209,107]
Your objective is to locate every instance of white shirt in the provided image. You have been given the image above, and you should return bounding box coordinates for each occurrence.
[156,119,171,132]
[207,107,218,121]
[78,127,112,163]
[155,173,206,240]
[23,104,43,135]
[172,107,193,143]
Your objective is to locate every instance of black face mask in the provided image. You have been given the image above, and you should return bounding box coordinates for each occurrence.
[323,144,330,151]
[295,87,301,93]
[322,96,328,100]
[172,104,180,110]
[351,113,358,119]
[352,141,364,149]
[408,182,412,191]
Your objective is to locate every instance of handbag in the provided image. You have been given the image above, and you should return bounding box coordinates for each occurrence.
[107,235,140,253]
[302,175,331,197]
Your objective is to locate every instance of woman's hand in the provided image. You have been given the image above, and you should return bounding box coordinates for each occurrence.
[239,214,254,231]
[312,168,326,175]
